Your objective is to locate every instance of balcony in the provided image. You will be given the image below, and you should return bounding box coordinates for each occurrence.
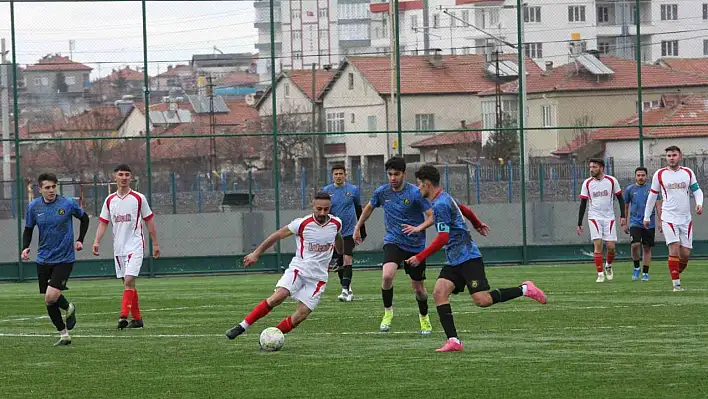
[255,7,281,28]
[596,3,656,36]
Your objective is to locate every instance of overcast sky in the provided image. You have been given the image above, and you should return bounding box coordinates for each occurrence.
[0,1,257,78]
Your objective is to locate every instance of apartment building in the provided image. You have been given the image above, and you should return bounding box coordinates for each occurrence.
[255,0,708,84]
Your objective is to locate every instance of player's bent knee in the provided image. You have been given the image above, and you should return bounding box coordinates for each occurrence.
[268,288,290,307]
[472,292,492,307]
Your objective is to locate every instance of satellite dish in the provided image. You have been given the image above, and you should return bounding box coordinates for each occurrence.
[244,94,256,106]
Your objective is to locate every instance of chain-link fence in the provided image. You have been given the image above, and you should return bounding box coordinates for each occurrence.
[1,0,707,279]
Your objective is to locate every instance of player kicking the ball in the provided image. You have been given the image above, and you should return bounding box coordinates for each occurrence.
[405,165,546,352]
[93,164,161,330]
[577,158,626,282]
[225,192,343,339]
[643,146,703,291]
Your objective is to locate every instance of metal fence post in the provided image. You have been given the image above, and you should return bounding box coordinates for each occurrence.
[171,172,177,214]
[475,163,481,205]
[539,163,544,202]
[507,160,513,203]
[93,175,99,216]
[301,167,306,210]
[465,164,471,204]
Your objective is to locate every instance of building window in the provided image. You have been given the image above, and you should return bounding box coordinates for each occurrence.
[34,76,41,86]
[661,40,679,56]
[542,105,556,127]
[319,8,328,18]
[525,43,543,59]
[41,76,49,86]
[411,15,418,29]
[65,75,76,85]
[450,11,457,27]
[382,16,389,37]
[320,30,329,41]
[482,100,518,130]
[294,51,302,60]
[292,10,301,19]
[415,114,435,133]
[489,9,500,25]
[660,4,678,20]
[433,14,440,28]
[598,42,612,54]
[704,4,708,20]
[704,39,708,55]
[568,6,586,22]
[348,73,354,90]
[462,10,470,25]
[524,6,541,23]
[327,112,345,133]
[284,83,290,97]
[294,30,301,40]
[368,115,377,137]
[597,6,609,23]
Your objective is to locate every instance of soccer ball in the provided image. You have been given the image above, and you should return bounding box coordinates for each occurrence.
[259,327,285,351]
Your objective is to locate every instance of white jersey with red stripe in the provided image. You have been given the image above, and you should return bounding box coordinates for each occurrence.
[580,175,622,220]
[649,167,697,224]
[287,214,342,282]
[99,190,154,256]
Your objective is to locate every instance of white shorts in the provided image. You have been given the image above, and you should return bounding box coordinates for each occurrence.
[663,220,693,249]
[114,253,144,278]
[588,218,617,242]
[276,267,327,311]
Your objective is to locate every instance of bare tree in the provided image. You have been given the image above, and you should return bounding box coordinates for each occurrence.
[259,109,314,181]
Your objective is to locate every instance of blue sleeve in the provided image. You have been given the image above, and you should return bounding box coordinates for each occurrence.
[70,198,85,218]
[25,203,36,228]
[433,201,451,233]
[370,186,382,208]
[623,187,631,204]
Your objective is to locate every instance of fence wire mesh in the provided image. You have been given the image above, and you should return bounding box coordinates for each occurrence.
[1,0,708,278]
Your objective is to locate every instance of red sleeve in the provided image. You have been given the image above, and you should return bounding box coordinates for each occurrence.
[416,232,449,261]
[458,203,483,228]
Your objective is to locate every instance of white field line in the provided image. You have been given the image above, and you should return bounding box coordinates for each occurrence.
[0,305,221,323]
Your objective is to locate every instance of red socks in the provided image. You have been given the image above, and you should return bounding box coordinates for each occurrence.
[244,300,272,326]
[668,256,680,280]
[606,251,615,265]
[593,252,604,273]
[120,289,134,319]
[276,316,295,334]
[132,290,142,320]
[679,260,688,274]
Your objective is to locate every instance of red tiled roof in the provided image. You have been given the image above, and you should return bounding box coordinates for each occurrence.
[155,65,192,78]
[481,56,708,96]
[95,67,145,83]
[410,121,482,147]
[23,106,129,136]
[25,55,92,72]
[656,57,708,77]
[346,55,542,95]
[288,70,336,101]
[554,95,708,154]
[218,71,259,87]
[370,1,423,13]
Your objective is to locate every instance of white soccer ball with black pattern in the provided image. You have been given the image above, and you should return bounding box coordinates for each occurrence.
[259,327,285,351]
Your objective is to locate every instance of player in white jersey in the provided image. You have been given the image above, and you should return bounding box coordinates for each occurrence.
[644,146,704,291]
[577,158,627,282]
[225,192,344,340]
[92,164,161,329]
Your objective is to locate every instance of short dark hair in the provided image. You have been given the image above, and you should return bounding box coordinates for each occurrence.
[635,167,648,175]
[414,164,440,186]
[331,164,345,173]
[314,191,332,201]
[665,145,681,153]
[114,164,132,173]
[37,173,58,186]
[589,158,605,168]
[385,156,406,172]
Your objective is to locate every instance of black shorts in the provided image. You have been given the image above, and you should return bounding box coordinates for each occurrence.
[438,258,490,295]
[382,243,426,281]
[342,236,355,257]
[37,263,73,294]
[630,227,655,248]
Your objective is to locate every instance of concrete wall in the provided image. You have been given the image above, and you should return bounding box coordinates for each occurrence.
[6,200,706,262]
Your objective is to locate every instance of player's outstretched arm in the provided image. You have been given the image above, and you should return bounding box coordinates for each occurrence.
[354,203,374,241]
[145,217,160,258]
[92,220,109,256]
[457,202,489,236]
[402,208,435,235]
[243,226,294,267]
[577,198,588,234]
